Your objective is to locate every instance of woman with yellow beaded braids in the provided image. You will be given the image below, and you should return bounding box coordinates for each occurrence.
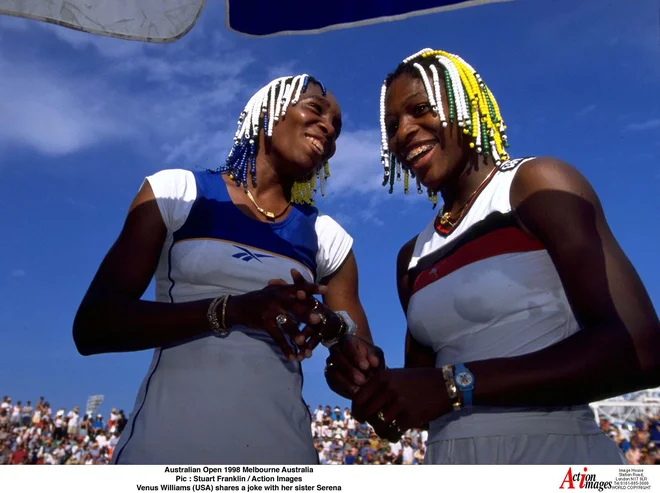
[325,49,660,464]
[73,75,380,465]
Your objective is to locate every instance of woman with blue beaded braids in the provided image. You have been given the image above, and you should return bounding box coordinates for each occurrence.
[325,49,660,464]
[73,74,381,465]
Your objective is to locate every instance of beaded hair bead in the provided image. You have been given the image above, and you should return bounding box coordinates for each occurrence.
[214,75,330,206]
[379,49,511,205]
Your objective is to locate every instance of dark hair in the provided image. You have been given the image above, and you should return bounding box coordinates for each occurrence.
[379,48,511,200]
[385,56,443,90]
[213,75,329,206]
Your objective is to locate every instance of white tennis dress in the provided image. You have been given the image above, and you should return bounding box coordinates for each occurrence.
[406,158,626,465]
[111,169,353,465]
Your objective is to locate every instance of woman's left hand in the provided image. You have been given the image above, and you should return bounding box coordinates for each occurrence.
[267,269,342,361]
[351,368,451,436]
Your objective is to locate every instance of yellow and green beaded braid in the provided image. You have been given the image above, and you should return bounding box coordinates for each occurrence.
[379,48,511,207]
[215,75,331,206]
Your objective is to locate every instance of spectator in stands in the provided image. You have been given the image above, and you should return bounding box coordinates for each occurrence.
[67,406,81,437]
[10,401,21,426]
[343,446,356,465]
[413,442,425,464]
[314,405,324,424]
[92,414,104,431]
[115,411,127,435]
[651,415,660,447]
[53,409,66,440]
[21,401,32,427]
[3,392,659,466]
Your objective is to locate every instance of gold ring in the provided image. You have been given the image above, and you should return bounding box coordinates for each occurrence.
[377,411,385,422]
[312,299,320,311]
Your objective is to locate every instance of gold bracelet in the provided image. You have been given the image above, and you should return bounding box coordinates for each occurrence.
[441,364,462,412]
[221,295,231,331]
[207,296,230,336]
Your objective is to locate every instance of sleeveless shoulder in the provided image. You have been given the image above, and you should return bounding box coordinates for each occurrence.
[145,168,197,233]
[408,157,537,271]
[485,156,536,214]
[314,213,354,281]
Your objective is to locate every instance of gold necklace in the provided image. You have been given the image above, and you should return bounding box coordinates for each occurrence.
[438,166,498,230]
[244,189,291,220]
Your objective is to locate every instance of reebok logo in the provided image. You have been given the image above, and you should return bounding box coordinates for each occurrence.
[232,245,274,263]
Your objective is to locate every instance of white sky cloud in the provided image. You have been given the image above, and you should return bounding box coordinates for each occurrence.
[324,129,384,196]
[0,17,400,204]
[625,119,660,132]
[0,54,137,155]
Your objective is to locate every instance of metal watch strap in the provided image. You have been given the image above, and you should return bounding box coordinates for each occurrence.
[441,364,462,412]
[321,310,356,348]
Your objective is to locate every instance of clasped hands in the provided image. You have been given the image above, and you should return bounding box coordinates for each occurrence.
[230,268,450,440]
[325,337,451,442]
[227,268,344,362]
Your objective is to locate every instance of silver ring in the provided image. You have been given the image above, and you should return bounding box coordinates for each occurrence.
[276,314,288,328]
[318,314,327,325]
[324,362,334,374]
[312,299,320,311]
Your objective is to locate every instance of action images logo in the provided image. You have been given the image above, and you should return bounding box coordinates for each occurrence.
[559,467,612,492]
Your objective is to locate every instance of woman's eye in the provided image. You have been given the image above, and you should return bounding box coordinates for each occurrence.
[414,103,430,115]
[386,121,398,137]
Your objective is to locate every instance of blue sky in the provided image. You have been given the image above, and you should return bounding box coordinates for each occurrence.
[0,0,658,418]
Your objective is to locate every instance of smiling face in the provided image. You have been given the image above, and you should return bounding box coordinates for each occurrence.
[384,72,470,191]
[268,81,342,178]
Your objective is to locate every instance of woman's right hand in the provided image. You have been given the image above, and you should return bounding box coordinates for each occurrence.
[225,269,327,361]
[324,335,385,398]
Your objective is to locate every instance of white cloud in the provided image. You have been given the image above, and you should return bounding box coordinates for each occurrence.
[625,119,660,132]
[266,61,300,81]
[10,269,26,278]
[576,104,596,117]
[0,54,137,156]
[324,129,384,197]
[41,22,146,59]
[0,21,256,164]
[0,21,403,201]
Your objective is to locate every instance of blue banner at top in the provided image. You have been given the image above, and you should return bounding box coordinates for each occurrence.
[225,0,513,37]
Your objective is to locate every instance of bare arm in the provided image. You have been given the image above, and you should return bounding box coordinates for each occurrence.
[397,236,436,369]
[73,181,322,357]
[351,157,660,432]
[467,157,660,406]
[73,182,216,355]
[321,250,372,343]
[322,251,385,399]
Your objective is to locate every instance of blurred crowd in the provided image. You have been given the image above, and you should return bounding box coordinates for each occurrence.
[0,396,125,464]
[1,396,658,465]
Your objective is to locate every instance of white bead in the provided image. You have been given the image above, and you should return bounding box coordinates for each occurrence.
[428,64,447,125]
[413,63,436,111]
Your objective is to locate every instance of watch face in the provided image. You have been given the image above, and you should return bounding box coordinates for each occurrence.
[455,371,474,387]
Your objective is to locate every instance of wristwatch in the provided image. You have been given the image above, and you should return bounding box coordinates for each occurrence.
[321,311,357,348]
[453,363,475,407]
